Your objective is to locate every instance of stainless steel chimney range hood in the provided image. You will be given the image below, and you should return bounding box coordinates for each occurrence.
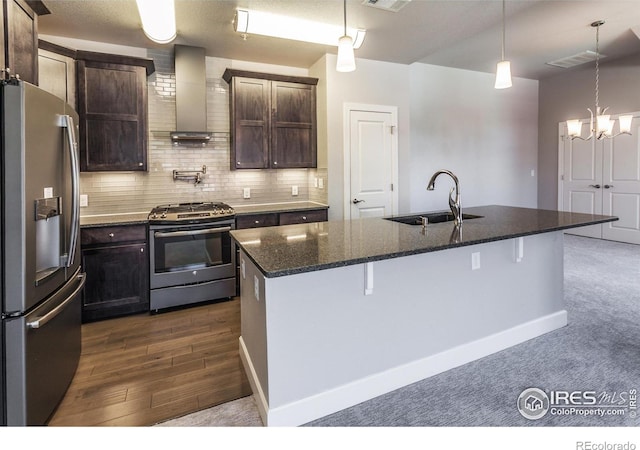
[171,45,212,144]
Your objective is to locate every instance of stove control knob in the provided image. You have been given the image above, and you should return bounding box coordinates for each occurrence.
[151,213,157,219]
[161,213,167,219]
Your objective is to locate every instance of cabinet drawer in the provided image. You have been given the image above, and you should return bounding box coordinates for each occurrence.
[81,224,147,246]
[279,209,327,225]
[236,213,279,229]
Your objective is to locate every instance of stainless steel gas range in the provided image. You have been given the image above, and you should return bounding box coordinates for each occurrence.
[148,202,236,312]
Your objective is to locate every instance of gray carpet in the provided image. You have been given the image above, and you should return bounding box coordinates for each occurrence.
[159,234,640,427]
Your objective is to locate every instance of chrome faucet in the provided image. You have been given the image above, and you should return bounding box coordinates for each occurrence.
[426,169,462,225]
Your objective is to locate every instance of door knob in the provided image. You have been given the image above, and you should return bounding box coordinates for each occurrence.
[352,198,365,204]
[588,184,601,189]
[604,184,614,189]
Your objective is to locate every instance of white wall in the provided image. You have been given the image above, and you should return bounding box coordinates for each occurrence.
[312,55,539,221]
[409,63,539,213]
[310,54,411,220]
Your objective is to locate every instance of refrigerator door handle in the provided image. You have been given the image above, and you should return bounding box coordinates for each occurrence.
[26,274,85,329]
[60,114,80,267]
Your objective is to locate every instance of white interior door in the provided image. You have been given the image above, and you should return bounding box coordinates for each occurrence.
[559,113,640,244]
[560,122,603,238]
[602,116,640,244]
[345,105,397,220]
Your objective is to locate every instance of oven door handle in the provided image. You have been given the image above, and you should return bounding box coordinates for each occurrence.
[154,226,232,238]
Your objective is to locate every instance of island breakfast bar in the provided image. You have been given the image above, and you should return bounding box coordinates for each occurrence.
[230,205,617,426]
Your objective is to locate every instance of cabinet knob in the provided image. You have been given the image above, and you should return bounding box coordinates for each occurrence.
[255,220,260,224]
[237,161,241,165]
[108,233,115,238]
[302,216,307,220]
[273,161,278,165]
[140,247,144,253]
[138,162,144,166]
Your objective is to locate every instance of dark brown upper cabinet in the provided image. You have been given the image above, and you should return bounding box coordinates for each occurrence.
[3,0,41,85]
[76,51,155,172]
[223,69,318,170]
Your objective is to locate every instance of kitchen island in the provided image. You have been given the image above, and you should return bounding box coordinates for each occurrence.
[230,205,616,426]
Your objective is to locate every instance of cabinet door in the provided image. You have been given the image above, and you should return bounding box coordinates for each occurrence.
[4,0,38,85]
[77,60,147,171]
[38,47,76,108]
[81,243,149,322]
[271,81,317,168]
[230,77,270,169]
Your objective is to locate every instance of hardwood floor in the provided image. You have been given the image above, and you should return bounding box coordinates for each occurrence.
[48,298,251,426]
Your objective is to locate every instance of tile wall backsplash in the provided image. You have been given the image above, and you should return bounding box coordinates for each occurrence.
[79,49,327,216]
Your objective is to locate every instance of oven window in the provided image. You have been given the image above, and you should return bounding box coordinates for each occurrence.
[154,226,232,273]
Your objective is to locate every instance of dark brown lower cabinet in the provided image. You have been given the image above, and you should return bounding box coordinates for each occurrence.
[81,225,149,322]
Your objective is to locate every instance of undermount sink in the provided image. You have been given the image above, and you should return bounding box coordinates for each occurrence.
[384,212,483,226]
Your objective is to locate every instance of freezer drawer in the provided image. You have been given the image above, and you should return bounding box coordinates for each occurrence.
[4,270,85,425]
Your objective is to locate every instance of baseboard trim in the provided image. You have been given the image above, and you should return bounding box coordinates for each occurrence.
[242,310,567,427]
[238,337,267,426]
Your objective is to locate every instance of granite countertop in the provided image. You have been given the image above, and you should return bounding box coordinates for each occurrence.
[230,205,617,278]
[231,201,328,216]
[80,212,149,228]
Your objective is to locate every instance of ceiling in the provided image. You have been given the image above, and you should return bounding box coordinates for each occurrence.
[38,0,640,80]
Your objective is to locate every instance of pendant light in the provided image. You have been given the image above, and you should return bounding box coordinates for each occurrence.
[336,0,356,72]
[494,0,512,89]
[566,21,633,140]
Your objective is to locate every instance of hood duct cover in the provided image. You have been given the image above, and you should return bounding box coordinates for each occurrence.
[171,45,212,143]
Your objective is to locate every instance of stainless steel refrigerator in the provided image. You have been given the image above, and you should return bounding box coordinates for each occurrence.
[1,79,85,425]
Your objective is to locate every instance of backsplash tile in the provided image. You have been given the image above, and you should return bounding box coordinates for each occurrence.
[80,49,327,215]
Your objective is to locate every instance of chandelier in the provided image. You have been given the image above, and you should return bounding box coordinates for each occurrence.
[566,21,632,141]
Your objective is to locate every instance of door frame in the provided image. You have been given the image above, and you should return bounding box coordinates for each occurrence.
[343,103,399,220]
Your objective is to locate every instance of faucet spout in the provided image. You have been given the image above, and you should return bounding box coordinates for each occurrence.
[426,169,462,225]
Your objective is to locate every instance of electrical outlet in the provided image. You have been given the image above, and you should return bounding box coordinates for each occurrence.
[318,178,324,189]
[243,187,251,199]
[471,252,481,270]
[80,194,88,207]
[531,169,536,177]
[314,177,318,188]
[292,185,298,196]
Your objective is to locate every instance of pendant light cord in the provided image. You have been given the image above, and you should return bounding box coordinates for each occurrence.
[595,22,600,112]
[501,0,505,61]
[343,0,347,36]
